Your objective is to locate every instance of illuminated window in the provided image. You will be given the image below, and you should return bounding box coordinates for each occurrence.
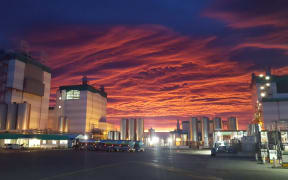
[60,140,68,144]
[4,139,11,144]
[42,140,46,144]
[52,140,57,145]
[66,90,80,100]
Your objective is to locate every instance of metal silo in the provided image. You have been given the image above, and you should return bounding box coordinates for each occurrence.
[6,103,17,130]
[190,117,198,142]
[202,117,210,148]
[228,117,238,130]
[213,117,222,130]
[17,103,30,130]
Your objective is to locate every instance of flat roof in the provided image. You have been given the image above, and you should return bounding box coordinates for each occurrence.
[59,84,107,98]
[0,51,51,73]
[0,133,70,140]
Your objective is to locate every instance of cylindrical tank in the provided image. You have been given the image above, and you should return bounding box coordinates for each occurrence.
[6,103,17,130]
[129,118,135,140]
[228,117,238,130]
[136,118,144,141]
[120,118,127,140]
[0,104,7,129]
[64,117,69,132]
[17,103,30,130]
[202,117,210,148]
[214,117,222,130]
[58,116,64,132]
[190,117,198,142]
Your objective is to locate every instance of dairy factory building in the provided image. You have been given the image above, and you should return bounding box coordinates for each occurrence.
[0,51,51,132]
[251,70,288,130]
[51,77,114,135]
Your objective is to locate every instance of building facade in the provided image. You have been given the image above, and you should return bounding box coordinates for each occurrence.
[0,51,51,131]
[53,77,112,134]
[251,70,288,130]
[120,118,144,141]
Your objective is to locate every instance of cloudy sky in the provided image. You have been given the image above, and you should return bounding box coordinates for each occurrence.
[1,0,288,131]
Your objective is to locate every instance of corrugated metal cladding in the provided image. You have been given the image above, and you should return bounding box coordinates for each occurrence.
[23,78,44,96]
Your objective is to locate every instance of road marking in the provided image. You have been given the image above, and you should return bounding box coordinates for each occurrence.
[136,162,223,180]
[39,162,125,180]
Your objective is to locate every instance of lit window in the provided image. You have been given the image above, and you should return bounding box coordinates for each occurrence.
[265,76,270,80]
[259,74,264,78]
[42,140,46,144]
[260,86,264,90]
[52,140,57,145]
[60,140,68,144]
[66,90,80,100]
[4,139,11,144]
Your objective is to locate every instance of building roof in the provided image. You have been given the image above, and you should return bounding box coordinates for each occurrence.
[0,50,51,73]
[59,84,107,98]
[0,133,70,140]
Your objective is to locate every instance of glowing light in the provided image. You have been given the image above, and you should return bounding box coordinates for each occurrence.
[261,92,266,97]
[266,83,270,87]
[167,137,173,144]
[58,105,62,109]
[259,74,264,78]
[84,135,88,140]
[265,76,270,80]
[59,97,62,100]
[260,86,265,90]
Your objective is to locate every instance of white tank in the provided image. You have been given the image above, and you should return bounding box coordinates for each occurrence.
[17,103,31,130]
[190,117,198,142]
[228,117,238,130]
[6,103,17,130]
[202,117,210,148]
[214,117,222,130]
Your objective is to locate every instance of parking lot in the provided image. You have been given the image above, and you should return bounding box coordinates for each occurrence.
[0,149,288,180]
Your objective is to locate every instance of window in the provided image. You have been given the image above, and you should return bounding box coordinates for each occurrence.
[52,140,57,145]
[66,90,80,100]
[60,140,68,144]
[42,140,46,144]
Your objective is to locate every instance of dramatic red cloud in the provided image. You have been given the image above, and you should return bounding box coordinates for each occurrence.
[18,24,286,131]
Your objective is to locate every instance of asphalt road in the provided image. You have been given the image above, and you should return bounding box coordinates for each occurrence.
[0,149,287,180]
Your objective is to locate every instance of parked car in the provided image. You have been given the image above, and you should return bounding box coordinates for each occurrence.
[5,144,23,150]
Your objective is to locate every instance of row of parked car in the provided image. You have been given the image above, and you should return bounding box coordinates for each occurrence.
[73,140,144,152]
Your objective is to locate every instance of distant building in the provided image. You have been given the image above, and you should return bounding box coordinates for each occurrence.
[251,70,288,130]
[53,76,113,134]
[0,51,51,131]
[120,118,144,141]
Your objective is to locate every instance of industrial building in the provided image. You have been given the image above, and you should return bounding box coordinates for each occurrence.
[251,70,288,130]
[188,116,239,148]
[52,76,114,136]
[120,118,144,141]
[0,51,51,132]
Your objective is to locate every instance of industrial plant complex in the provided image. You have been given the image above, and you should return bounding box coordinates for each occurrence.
[0,50,288,167]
